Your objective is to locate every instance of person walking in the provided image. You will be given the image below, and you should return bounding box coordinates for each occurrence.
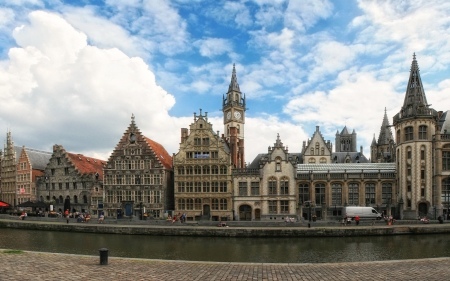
[64,209,69,224]
[355,215,360,226]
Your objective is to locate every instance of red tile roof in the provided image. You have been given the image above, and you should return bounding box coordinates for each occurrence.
[67,153,106,178]
[143,137,172,170]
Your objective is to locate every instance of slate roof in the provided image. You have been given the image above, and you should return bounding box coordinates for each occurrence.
[331,152,369,163]
[14,146,52,170]
[143,137,173,170]
[67,153,105,178]
[297,163,395,173]
[439,110,450,134]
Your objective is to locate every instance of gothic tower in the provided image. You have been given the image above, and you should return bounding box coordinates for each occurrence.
[371,108,395,163]
[335,126,357,152]
[222,64,246,168]
[393,54,438,219]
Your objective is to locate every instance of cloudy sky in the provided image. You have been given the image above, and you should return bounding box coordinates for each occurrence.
[0,0,449,163]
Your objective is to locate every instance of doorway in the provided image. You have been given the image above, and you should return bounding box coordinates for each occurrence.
[239,205,252,221]
[125,204,132,216]
[254,209,261,221]
[203,204,210,216]
[418,202,428,216]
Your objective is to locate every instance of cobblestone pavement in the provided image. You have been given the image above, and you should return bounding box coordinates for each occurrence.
[1,250,449,281]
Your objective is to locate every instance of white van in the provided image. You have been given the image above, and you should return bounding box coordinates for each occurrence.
[343,206,382,220]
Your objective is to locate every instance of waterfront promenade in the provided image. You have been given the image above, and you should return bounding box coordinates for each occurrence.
[1,250,450,280]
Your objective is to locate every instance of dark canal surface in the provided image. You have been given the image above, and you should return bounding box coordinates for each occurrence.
[1,228,449,263]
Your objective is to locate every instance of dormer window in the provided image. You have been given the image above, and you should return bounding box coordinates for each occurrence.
[276,157,281,172]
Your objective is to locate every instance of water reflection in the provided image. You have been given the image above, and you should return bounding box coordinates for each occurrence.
[1,228,449,263]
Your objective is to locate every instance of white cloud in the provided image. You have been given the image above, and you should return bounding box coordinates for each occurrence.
[284,0,334,32]
[194,38,233,58]
[0,8,15,27]
[0,11,179,159]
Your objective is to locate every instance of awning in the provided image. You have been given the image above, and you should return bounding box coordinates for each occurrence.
[0,201,11,207]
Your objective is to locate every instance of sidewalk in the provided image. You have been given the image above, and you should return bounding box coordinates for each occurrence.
[1,250,449,280]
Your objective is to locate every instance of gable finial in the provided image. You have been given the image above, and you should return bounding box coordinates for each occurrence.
[131,113,135,124]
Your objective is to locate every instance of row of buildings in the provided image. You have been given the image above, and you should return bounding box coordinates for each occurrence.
[1,55,449,220]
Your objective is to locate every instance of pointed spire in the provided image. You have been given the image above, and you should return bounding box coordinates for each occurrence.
[340,126,349,135]
[131,113,135,125]
[377,108,394,145]
[401,53,429,117]
[371,134,377,146]
[228,63,240,92]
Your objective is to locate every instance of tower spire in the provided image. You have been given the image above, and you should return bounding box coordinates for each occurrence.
[401,53,428,117]
[228,63,240,92]
[378,108,394,145]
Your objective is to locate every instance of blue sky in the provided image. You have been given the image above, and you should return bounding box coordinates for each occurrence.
[0,0,449,162]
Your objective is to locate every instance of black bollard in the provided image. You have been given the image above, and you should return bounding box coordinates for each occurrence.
[99,248,108,265]
[308,223,311,228]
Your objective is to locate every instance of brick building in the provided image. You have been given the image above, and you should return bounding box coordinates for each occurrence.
[103,115,173,219]
[36,145,105,215]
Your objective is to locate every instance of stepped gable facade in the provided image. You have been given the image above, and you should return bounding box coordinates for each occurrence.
[103,115,173,219]
[1,131,52,206]
[36,144,105,215]
[173,109,233,221]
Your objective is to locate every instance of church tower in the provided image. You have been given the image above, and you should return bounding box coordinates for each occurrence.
[223,64,246,168]
[335,126,357,152]
[393,54,438,219]
[371,108,395,163]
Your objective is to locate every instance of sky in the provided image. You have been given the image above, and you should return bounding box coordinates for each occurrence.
[0,0,449,163]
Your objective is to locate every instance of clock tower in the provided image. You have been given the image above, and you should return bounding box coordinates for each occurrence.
[223,64,246,168]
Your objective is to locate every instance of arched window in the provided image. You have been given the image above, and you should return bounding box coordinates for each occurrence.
[220,165,227,174]
[74,195,78,204]
[268,177,277,195]
[308,158,316,163]
[59,195,63,204]
[315,143,319,155]
[348,183,359,205]
[280,177,289,195]
[407,146,412,159]
[276,157,281,171]
[321,147,324,155]
[365,183,376,204]
[331,183,342,205]
[443,150,450,170]
[202,165,210,174]
[194,165,201,174]
[315,183,326,205]
[211,165,219,174]
[186,166,193,175]
[382,183,392,204]
[83,195,88,204]
[298,183,309,204]
[310,148,314,155]
[195,199,202,210]
[319,158,327,163]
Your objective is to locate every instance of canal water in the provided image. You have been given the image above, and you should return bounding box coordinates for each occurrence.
[1,228,449,263]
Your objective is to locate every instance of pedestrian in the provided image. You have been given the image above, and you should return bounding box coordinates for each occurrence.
[355,215,360,226]
[65,209,69,224]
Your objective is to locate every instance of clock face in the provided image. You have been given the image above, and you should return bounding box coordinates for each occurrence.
[234,111,241,119]
[226,112,231,120]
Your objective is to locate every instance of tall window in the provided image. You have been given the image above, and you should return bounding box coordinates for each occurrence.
[407,147,412,159]
[441,178,450,206]
[178,198,185,210]
[348,183,359,205]
[276,158,281,172]
[268,200,277,214]
[268,177,277,195]
[315,183,326,205]
[418,125,427,139]
[365,183,376,204]
[251,182,260,195]
[298,183,309,204]
[405,127,413,141]
[203,182,210,192]
[239,182,248,196]
[280,200,289,213]
[382,183,392,204]
[397,130,401,143]
[212,199,219,210]
[331,183,342,205]
[443,151,450,170]
[280,177,289,195]
[219,199,227,210]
